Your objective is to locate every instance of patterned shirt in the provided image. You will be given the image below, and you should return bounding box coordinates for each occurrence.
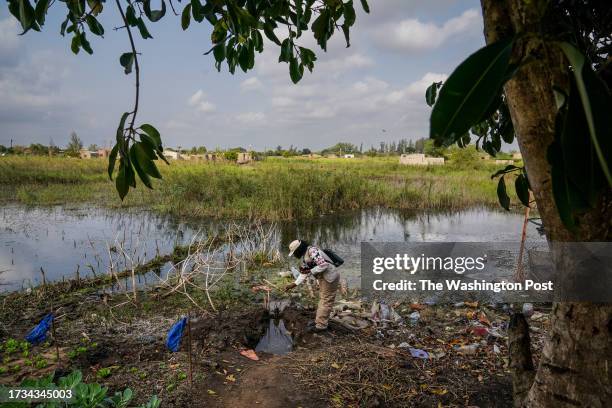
[294,246,331,285]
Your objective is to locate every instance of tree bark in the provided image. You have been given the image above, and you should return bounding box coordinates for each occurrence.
[480,0,612,406]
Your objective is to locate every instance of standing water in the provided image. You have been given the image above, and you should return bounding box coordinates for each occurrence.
[0,206,544,292]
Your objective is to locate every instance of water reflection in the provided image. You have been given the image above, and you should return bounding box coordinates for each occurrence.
[255,319,293,355]
[0,205,544,292]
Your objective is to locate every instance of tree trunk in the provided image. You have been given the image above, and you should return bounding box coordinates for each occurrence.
[480,0,612,406]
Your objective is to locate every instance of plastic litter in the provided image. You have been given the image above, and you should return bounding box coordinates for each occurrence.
[408,347,429,359]
[408,311,420,326]
[239,349,259,361]
[25,313,54,345]
[455,343,479,355]
[522,303,534,318]
[165,317,187,352]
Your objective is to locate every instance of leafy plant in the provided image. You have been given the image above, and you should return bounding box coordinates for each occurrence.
[96,367,112,379]
[0,370,161,408]
[427,36,610,225]
[6,0,370,200]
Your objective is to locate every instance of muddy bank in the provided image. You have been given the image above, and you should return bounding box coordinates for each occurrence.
[0,279,549,407]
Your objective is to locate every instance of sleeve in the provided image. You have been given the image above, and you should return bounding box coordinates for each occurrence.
[294,273,308,286]
[308,247,330,274]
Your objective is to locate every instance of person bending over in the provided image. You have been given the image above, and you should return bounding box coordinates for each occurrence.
[284,240,340,332]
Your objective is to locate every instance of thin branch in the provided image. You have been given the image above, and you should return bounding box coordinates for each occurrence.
[115,0,140,136]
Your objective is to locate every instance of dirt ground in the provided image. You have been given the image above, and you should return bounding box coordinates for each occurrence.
[0,284,549,407]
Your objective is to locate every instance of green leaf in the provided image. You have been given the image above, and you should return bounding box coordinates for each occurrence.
[191,0,204,23]
[341,24,350,47]
[126,5,138,26]
[515,173,530,207]
[133,142,162,179]
[311,9,331,51]
[107,144,118,180]
[344,1,356,27]
[496,176,510,211]
[80,32,93,54]
[181,4,191,30]
[136,18,153,39]
[430,38,514,145]
[425,82,441,107]
[130,144,153,189]
[263,21,281,46]
[60,15,69,36]
[360,0,370,13]
[18,0,36,33]
[143,0,166,22]
[85,15,104,36]
[115,160,129,200]
[71,33,81,54]
[34,0,49,26]
[213,42,226,63]
[119,52,135,75]
[279,38,292,63]
[289,57,303,84]
[139,124,162,151]
[559,42,612,187]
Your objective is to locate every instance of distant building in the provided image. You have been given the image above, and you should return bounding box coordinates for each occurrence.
[399,153,444,166]
[163,150,181,160]
[512,152,522,160]
[495,159,514,165]
[326,154,338,159]
[237,152,252,164]
[97,148,111,158]
[79,149,99,159]
[343,154,355,159]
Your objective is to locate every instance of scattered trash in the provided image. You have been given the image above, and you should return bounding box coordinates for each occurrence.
[239,349,259,361]
[522,303,534,318]
[469,325,489,337]
[408,311,420,326]
[397,342,410,349]
[493,344,501,354]
[408,347,429,359]
[455,343,479,355]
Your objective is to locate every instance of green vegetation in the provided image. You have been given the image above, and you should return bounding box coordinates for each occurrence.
[0,370,160,408]
[0,156,524,220]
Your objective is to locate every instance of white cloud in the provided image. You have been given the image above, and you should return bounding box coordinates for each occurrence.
[236,112,266,124]
[240,76,263,91]
[372,9,481,52]
[187,90,216,113]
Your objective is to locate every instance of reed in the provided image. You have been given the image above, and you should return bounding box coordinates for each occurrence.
[0,156,514,220]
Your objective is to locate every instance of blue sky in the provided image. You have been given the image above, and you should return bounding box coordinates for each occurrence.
[0,1,485,151]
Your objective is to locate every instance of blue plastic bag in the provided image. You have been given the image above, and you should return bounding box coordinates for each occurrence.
[25,314,54,345]
[166,317,187,352]
[409,347,429,359]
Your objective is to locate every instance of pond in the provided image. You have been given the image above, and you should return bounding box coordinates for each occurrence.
[0,205,545,292]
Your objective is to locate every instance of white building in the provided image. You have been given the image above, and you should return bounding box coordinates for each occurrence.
[343,154,355,159]
[163,150,181,160]
[399,153,444,166]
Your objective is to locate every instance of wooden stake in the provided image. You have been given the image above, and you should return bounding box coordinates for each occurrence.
[516,193,531,282]
[51,305,60,365]
[40,267,46,288]
[186,314,193,386]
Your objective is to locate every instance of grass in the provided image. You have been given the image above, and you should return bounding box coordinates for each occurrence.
[0,156,518,220]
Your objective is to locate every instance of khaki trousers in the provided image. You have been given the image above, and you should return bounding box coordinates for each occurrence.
[315,275,340,328]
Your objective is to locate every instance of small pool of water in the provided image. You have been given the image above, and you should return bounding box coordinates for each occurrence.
[255,319,294,355]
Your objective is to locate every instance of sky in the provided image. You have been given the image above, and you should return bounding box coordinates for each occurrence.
[0,1,485,151]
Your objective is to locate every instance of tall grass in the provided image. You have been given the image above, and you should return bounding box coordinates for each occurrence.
[0,156,513,220]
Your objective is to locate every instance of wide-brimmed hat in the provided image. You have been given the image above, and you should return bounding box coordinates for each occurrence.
[288,240,301,257]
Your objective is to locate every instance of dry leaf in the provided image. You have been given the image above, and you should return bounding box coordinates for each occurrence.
[331,362,340,369]
[226,374,236,382]
[207,390,216,395]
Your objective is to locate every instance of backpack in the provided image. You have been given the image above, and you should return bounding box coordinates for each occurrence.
[323,249,344,267]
